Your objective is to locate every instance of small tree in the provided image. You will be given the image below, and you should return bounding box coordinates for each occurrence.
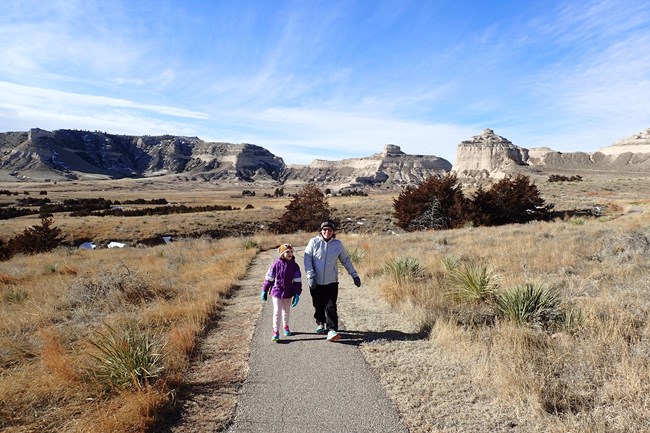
[8,217,63,255]
[393,173,468,231]
[274,184,330,233]
[472,174,553,226]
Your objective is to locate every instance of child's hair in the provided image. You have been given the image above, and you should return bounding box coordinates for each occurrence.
[278,244,293,255]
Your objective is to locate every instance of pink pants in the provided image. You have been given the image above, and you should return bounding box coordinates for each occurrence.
[272,297,292,333]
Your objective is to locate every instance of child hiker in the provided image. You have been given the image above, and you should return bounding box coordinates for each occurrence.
[261,244,302,342]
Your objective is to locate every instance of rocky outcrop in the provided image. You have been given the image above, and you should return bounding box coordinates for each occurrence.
[0,129,285,181]
[0,130,451,187]
[452,129,528,178]
[282,144,451,190]
[597,128,650,155]
[453,128,650,179]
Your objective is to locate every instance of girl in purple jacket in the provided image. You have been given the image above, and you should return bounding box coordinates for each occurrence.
[261,244,302,342]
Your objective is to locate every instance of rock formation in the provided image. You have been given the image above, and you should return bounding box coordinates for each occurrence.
[453,128,650,178]
[452,129,528,178]
[282,144,451,190]
[0,129,285,182]
[0,130,451,189]
[597,128,650,155]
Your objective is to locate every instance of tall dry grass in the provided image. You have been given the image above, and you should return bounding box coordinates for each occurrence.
[342,210,650,432]
[0,235,268,432]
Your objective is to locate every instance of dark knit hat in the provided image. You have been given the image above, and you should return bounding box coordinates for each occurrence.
[320,220,336,230]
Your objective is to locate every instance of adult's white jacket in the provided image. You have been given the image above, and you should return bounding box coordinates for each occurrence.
[303,235,358,286]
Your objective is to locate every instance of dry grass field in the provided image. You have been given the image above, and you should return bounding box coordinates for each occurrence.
[1,171,649,432]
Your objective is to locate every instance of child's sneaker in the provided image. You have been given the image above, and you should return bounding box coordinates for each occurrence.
[283,326,291,337]
[271,332,280,342]
[326,329,341,342]
[316,323,327,334]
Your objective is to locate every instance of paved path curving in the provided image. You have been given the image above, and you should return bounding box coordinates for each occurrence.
[226,247,409,433]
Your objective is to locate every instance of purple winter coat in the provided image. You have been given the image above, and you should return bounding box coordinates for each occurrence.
[262,256,302,299]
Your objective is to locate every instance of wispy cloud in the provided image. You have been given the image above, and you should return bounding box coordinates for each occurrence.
[1,0,649,164]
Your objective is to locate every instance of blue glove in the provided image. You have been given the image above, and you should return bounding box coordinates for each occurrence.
[261,291,268,302]
[291,294,300,308]
[353,276,361,287]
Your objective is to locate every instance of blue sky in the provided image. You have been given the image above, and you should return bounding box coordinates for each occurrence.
[1,0,649,165]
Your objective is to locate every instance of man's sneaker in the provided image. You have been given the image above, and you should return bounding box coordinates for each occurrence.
[283,326,292,337]
[271,332,280,342]
[316,323,327,334]
[326,329,341,342]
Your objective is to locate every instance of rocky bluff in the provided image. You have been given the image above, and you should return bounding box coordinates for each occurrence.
[0,129,450,189]
[2,127,649,186]
[453,128,650,178]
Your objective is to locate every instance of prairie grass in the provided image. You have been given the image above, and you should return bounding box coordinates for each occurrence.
[0,235,261,432]
[1,174,649,432]
[342,208,650,432]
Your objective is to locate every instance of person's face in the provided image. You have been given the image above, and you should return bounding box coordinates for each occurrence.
[321,227,334,240]
[283,249,293,259]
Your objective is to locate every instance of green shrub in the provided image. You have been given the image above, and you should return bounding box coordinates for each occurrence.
[243,239,260,250]
[446,261,498,303]
[345,247,366,265]
[8,217,63,255]
[496,283,563,329]
[471,174,553,226]
[383,256,427,284]
[4,287,28,304]
[88,324,165,390]
[274,184,331,233]
[392,173,469,231]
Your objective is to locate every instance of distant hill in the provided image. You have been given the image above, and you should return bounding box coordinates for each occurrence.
[0,129,451,191]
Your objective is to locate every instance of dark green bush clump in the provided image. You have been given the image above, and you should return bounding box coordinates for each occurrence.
[393,173,468,231]
[471,174,554,226]
[6,217,64,257]
[394,173,553,231]
[548,174,582,182]
[274,184,331,233]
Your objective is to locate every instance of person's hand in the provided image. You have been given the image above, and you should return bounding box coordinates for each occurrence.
[308,277,315,290]
[291,294,300,308]
[353,276,361,287]
[260,291,268,302]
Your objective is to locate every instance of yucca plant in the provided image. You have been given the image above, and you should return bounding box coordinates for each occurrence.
[345,247,366,266]
[4,287,28,304]
[446,261,498,303]
[88,324,165,390]
[382,255,427,284]
[440,255,460,272]
[243,239,260,250]
[496,283,563,329]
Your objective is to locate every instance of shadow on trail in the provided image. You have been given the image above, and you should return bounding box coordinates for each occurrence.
[334,329,429,346]
[275,329,429,346]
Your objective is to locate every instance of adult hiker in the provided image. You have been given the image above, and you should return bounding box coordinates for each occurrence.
[303,220,361,342]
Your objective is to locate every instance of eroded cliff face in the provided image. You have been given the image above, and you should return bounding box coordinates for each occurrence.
[0,129,285,181]
[598,128,650,156]
[282,144,451,189]
[453,129,529,178]
[0,130,451,187]
[453,128,650,179]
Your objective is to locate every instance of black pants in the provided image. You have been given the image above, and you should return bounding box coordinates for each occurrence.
[310,282,339,331]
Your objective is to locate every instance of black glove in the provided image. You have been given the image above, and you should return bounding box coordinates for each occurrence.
[353,276,361,287]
